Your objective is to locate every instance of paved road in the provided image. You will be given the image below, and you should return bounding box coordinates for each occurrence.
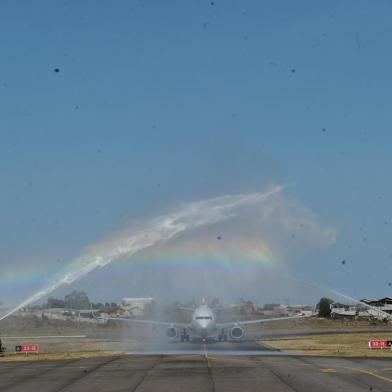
[0,340,391,391]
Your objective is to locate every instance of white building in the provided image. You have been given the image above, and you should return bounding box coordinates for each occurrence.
[120,297,155,317]
[330,303,368,319]
[361,297,392,314]
[330,298,392,320]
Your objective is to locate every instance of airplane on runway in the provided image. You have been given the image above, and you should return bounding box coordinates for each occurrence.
[94,299,313,342]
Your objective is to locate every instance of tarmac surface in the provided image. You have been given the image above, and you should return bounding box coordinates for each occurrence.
[1,338,392,391]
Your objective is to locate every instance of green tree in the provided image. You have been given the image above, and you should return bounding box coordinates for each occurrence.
[45,297,65,308]
[263,303,280,311]
[317,297,334,318]
[64,290,90,310]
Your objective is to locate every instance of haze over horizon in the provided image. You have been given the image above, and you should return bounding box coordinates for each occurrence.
[1,1,392,310]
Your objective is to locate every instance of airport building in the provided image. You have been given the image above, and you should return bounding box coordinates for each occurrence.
[330,302,368,319]
[120,297,155,317]
[330,297,392,319]
[360,297,392,314]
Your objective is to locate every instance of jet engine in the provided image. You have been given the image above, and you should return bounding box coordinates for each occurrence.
[230,326,244,339]
[165,327,177,339]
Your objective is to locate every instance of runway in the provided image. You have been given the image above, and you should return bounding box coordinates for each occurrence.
[1,340,392,392]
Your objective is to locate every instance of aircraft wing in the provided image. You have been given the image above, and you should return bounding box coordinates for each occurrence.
[217,313,315,328]
[94,314,190,329]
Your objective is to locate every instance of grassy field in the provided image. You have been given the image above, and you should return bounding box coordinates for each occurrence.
[0,337,141,362]
[262,332,392,357]
[1,314,391,361]
[0,351,121,362]
[252,316,391,333]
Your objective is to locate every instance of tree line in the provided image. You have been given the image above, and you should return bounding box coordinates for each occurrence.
[42,290,119,311]
[39,293,334,317]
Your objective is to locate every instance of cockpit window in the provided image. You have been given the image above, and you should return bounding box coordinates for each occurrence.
[196,316,212,320]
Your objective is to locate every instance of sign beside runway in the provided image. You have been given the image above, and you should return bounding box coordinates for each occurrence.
[15,344,39,353]
[368,340,392,349]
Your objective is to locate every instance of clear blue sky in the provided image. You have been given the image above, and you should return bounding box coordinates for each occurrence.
[1,0,392,305]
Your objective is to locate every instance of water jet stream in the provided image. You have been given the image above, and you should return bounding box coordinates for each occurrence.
[0,186,282,321]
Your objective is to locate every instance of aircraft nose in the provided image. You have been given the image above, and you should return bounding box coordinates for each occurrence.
[199,320,209,328]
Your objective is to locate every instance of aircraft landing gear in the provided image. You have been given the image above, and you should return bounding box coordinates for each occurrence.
[180,329,190,342]
[218,329,228,342]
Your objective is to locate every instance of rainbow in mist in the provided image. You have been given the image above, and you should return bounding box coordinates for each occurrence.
[0,186,283,321]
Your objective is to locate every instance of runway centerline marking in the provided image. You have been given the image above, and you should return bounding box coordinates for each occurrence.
[321,368,336,373]
[203,343,216,392]
[203,343,213,368]
[207,356,255,365]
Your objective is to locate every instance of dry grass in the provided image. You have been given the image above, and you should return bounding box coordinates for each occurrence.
[249,317,390,334]
[0,337,142,362]
[0,351,121,362]
[262,332,392,357]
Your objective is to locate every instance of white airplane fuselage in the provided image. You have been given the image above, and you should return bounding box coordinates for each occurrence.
[190,304,217,338]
